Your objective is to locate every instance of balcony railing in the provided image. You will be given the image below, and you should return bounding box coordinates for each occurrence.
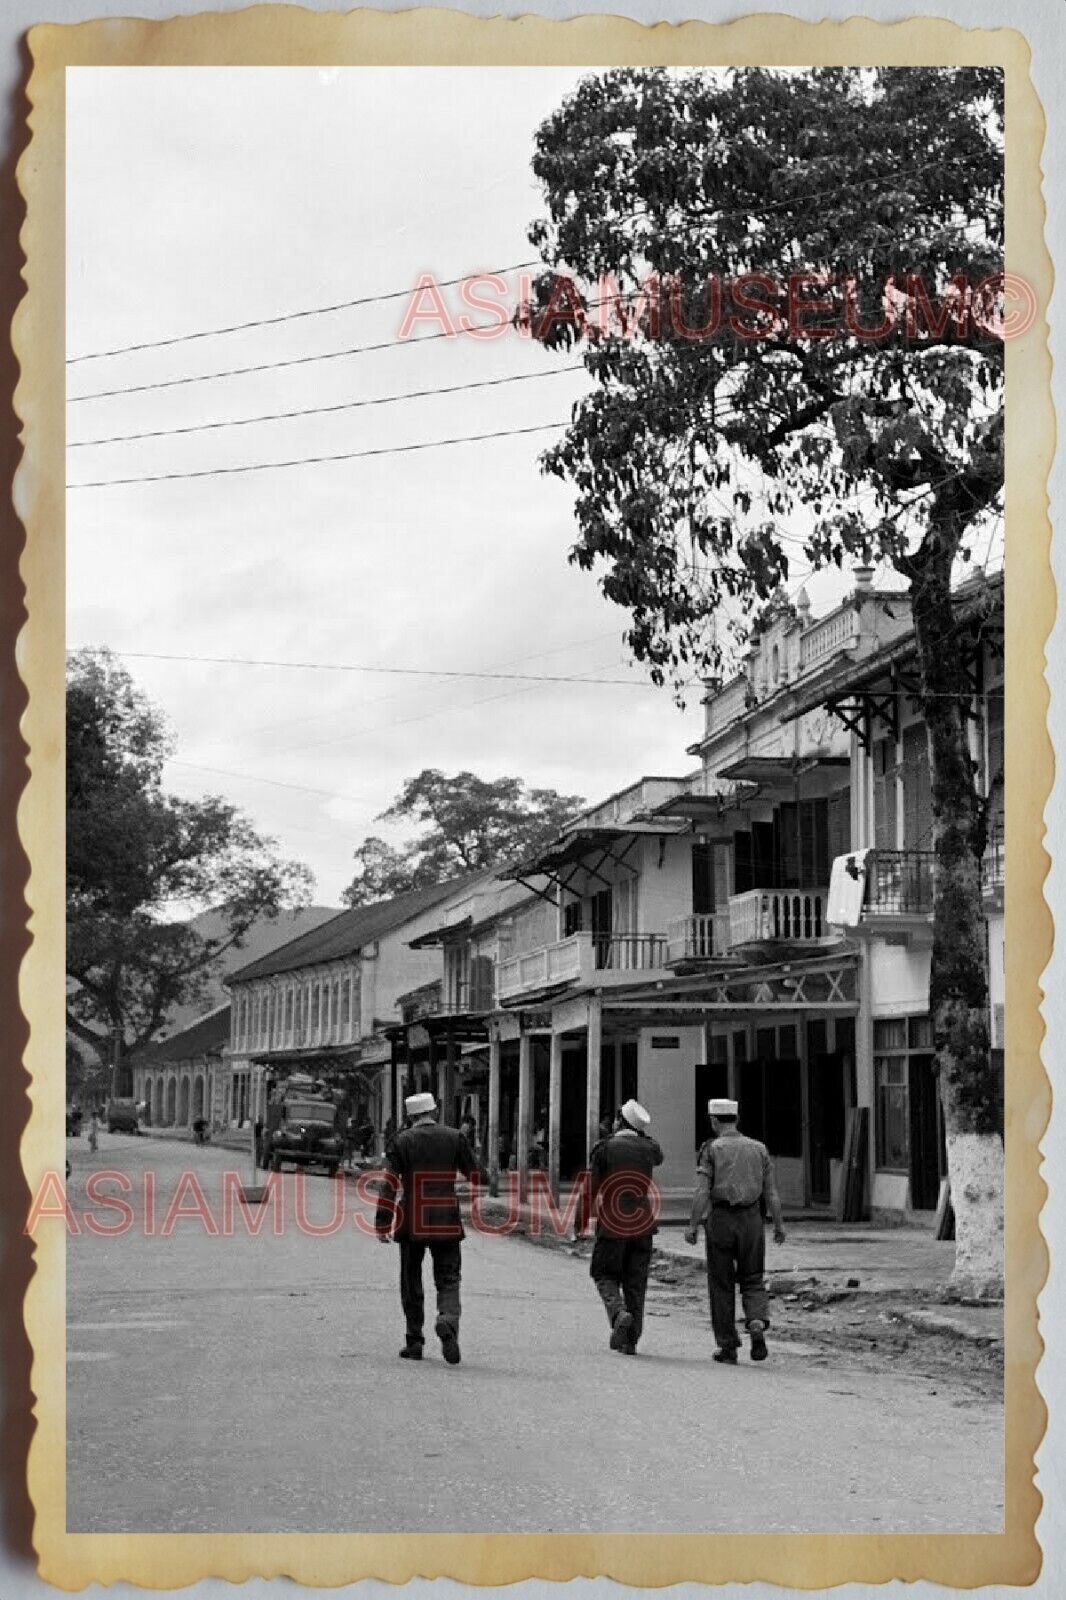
[864,850,936,916]
[799,604,859,671]
[704,675,750,736]
[667,912,732,964]
[497,930,667,1001]
[863,837,1004,919]
[729,887,828,946]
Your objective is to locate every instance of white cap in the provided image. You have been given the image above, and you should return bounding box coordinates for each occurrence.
[405,1091,437,1117]
[620,1098,651,1132]
[708,1097,739,1118]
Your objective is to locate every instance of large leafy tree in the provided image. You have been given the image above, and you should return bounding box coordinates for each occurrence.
[342,769,584,906]
[525,66,1004,1292]
[67,649,312,1090]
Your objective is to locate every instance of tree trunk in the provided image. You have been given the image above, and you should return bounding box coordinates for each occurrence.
[910,545,1003,1297]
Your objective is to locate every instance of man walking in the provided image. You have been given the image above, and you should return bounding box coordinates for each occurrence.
[684,1097,786,1364]
[375,1091,478,1365]
[576,1099,663,1356]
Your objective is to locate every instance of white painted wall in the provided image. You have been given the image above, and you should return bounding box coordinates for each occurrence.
[636,1026,702,1194]
[868,939,931,1015]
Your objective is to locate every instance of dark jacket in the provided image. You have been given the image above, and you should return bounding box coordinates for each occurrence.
[580,1128,664,1239]
[375,1120,478,1241]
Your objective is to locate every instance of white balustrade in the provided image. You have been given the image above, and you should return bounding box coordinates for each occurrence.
[799,605,858,670]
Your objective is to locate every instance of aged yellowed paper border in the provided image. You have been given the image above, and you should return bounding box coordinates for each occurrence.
[14,7,1052,1588]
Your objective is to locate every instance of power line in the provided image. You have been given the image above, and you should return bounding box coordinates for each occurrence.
[67,364,586,449]
[67,420,568,488]
[69,150,989,369]
[68,261,542,364]
[67,325,467,405]
[67,645,660,688]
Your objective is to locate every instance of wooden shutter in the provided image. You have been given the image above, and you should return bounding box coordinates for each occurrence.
[691,841,715,914]
[733,830,754,894]
[902,724,932,847]
[776,802,801,889]
[828,787,851,860]
[873,738,897,850]
[752,820,776,888]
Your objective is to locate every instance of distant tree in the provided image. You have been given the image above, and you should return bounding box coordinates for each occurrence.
[524,66,1005,1293]
[342,770,584,906]
[67,649,312,1091]
[342,835,438,908]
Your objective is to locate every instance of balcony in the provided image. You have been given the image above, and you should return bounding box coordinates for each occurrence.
[729,887,830,948]
[862,838,1003,923]
[864,850,936,917]
[667,912,732,966]
[496,930,668,1003]
[798,603,860,672]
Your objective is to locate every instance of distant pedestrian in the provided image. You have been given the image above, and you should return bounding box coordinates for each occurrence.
[87,1110,99,1154]
[684,1097,786,1365]
[375,1091,478,1365]
[576,1099,663,1356]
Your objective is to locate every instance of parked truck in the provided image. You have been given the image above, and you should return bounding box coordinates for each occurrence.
[262,1074,344,1177]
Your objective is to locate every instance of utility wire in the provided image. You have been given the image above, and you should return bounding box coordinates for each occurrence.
[67,644,660,688]
[67,260,542,364]
[68,151,988,367]
[67,364,586,449]
[67,420,567,488]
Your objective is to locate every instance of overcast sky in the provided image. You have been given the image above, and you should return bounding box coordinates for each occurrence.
[65,67,961,904]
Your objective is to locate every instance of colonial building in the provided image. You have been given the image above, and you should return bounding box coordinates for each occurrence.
[464,569,1003,1218]
[221,878,473,1138]
[131,1003,230,1131]
[791,569,1004,1212]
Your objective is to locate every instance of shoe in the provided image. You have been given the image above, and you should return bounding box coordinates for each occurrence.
[622,1342,638,1356]
[749,1322,768,1362]
[435,1317,461,1365]
[399,1343,423,1361]
[609,1311,636,1352]
[712,1346,738,1364]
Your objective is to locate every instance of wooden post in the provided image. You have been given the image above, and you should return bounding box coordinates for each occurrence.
[585,997,602,1167]
[517,1032,532,1206]
[445,1030,458,1125]
[488,1032,501,1197]
[548,1030,563,1202]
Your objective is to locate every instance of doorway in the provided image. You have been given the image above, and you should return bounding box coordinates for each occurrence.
[908,1053,944,1210]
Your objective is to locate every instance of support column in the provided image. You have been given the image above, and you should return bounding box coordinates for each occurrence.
[548,1030,563,1202]
[488,1033,501,1196]
[445,1031,458,1124]
[517,1032,532,1206]
[427,1032,438,1103]
[856,948,875,1214]
[585,997,602,1167]
[798,1013,812,1207]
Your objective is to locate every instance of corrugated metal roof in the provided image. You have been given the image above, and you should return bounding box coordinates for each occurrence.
[226,877,471,984]
[135,1004,231,1066]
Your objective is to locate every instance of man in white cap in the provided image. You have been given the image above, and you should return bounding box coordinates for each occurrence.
[684,1098,786,1363]
[575,1099,663,1356]
[374,1090,478,1364]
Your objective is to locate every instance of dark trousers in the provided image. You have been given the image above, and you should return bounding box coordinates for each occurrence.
[705,1204,770,1350]
[398,1239,462,1346]
[590,1233,655,1346]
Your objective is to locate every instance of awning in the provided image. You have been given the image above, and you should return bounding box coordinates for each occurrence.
[501,822,687,895]
[717,754,850,784]
[408,916,473,951]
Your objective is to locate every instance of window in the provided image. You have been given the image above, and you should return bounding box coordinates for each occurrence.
[285,987,294,1039]
[563,899,583,937]
[341,977,350,1028]
[873,1015,936,1173]
[312,984,320,1035]
[875,1056,910,1171]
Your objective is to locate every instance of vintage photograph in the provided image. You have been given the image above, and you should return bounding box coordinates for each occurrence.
[57,57,1011,1541]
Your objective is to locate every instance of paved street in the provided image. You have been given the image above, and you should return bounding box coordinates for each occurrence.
[65,1135,1003,1535]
